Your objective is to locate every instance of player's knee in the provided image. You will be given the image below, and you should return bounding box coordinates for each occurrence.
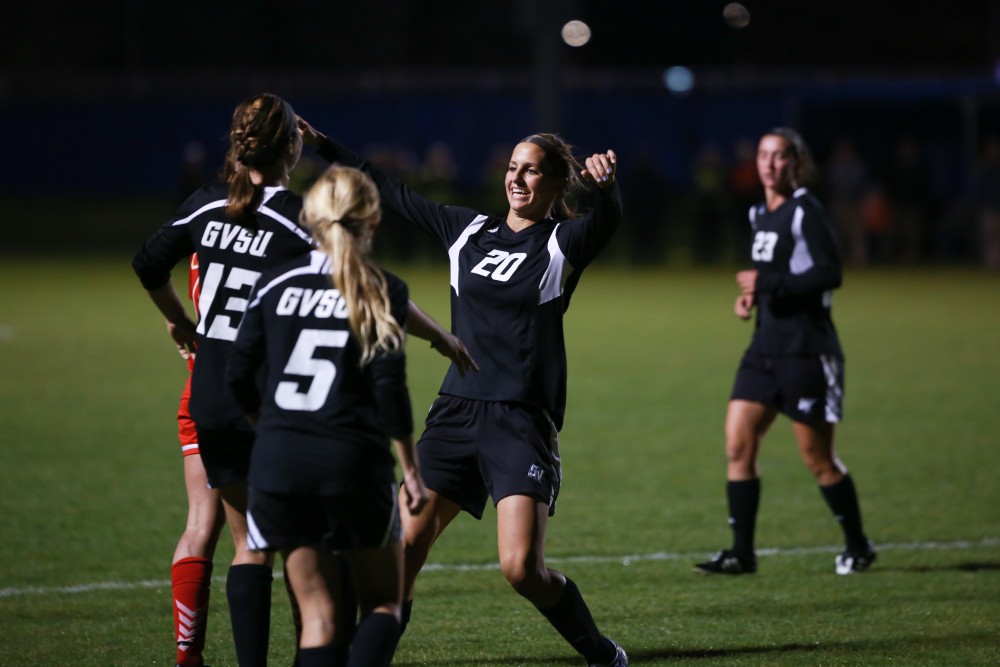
[499,555,544,596]
[500,554,528,587]
[724,435,754,465]
[802,454,837,481]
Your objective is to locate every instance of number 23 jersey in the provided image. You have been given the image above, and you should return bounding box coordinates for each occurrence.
[746,187,843,358]
[133,182,313,430]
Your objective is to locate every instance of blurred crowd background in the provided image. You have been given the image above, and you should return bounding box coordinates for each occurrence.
[3,0,999,268]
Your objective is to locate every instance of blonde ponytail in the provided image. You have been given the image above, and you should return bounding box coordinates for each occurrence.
[301,166,404,364]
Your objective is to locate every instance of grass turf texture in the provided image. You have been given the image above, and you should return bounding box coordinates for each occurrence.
[0,258,997,666]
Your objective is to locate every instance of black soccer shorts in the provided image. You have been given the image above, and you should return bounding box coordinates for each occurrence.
[416,395,562,519]
[196,426,255,488]
[730,350,844,424]
[246,481,400,552]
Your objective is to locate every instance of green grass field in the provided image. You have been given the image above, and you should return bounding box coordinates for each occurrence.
[1,257,998,666]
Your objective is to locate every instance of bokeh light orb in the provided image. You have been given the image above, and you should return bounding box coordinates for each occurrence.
[723,3,751,29]
[561,20,592,47]
[663,66,695,94]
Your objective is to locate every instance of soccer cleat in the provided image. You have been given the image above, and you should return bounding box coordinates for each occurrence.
[589,639,628,667]
[835,543,877,575]
[693,549,757,575]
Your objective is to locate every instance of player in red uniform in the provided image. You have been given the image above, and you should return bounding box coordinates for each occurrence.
[170,254,225,667]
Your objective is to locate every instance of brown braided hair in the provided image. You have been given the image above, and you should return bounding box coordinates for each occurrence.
[222,93,298,224]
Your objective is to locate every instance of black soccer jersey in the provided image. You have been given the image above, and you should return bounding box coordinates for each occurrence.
[318,139,622,430]
[132,182,314,430]
[746,187,843,357]
[226,250,412,495]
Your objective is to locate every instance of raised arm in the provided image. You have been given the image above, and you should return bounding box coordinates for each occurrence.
[298,116,484,247]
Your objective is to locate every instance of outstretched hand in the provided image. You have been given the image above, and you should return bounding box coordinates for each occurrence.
[581,149,617,191]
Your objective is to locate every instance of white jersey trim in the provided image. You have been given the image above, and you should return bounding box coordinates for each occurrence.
[169,187,312,246]
[171,199,227,227]
[248,250,328,310]
[789,206,814,275]
[448,215,490,295]
[538,225,574,305]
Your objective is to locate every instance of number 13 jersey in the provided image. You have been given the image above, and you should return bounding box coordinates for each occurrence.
[133,183,313,430]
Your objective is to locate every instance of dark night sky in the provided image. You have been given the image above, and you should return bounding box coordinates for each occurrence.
[2,1,997,76]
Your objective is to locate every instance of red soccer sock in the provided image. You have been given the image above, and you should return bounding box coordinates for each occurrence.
[172,556,213,667]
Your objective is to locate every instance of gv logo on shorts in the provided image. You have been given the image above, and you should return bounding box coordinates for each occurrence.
[527,464,545,482]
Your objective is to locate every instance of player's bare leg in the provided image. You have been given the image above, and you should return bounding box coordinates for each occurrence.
[496,494,624,665]
[695,400,776,575]
[794,421,875,574]
[398,488,460,633]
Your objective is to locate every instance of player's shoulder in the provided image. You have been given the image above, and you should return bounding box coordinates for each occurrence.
[254,250,324,297]
[173,181,228,219]
[262,186,304,210]
[791,188,828,217]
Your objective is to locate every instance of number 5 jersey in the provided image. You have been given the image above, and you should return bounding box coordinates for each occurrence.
[225,251,412,494]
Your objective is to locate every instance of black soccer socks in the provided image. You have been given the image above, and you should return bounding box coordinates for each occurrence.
[226,563,272,667]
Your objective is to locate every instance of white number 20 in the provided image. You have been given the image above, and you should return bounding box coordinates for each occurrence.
[751,231,779,262]
[274,329,349,412]
[471,249,527,282]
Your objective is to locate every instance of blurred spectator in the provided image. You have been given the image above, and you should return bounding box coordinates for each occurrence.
[364,143,423,262]
[976,134,1000,270]
[408,141,462,261]
[859,184,892,263]
[415,141,461,202]
[288,152,325,195]
[824,136,870,265]
[729,137,760,256]
[176,140,211,205]
[621,148,667,264]
[690,142,730,264]
[884,134,933,264]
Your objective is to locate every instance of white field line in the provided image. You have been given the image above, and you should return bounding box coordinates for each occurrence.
[1,537,997,599]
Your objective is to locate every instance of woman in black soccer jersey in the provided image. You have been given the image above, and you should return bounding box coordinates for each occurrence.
[135,93,316,667]
[694,127,876,577]
[300,123,628,666]
[227,165,427,667]
[135,95,471,666]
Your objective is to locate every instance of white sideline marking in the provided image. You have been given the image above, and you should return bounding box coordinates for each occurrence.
[1,537,997,598]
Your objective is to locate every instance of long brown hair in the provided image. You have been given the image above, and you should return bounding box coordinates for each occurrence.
[764,127,818,188]
[222,93,299,223]
[521,133,586,220]
[300,165,404,365]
